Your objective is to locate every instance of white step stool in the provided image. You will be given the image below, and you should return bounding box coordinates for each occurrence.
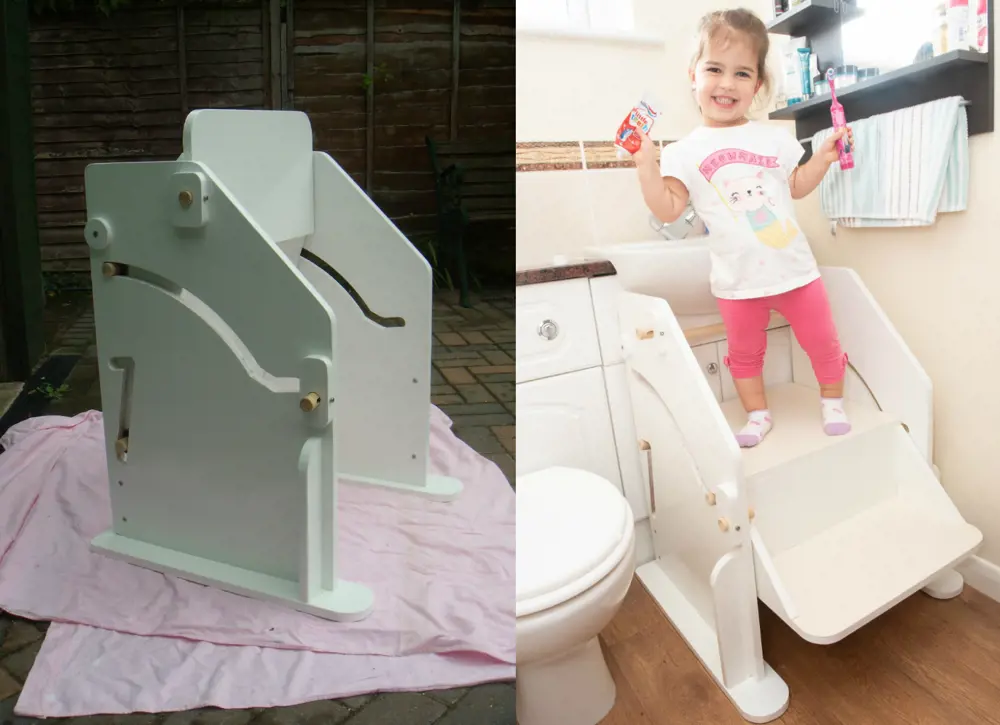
[617,268,983,723]
[82,109,463,623]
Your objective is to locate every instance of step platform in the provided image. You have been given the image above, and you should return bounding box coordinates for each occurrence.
[720,383,983,644]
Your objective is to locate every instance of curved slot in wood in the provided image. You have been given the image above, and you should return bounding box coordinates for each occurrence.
[299,248,406,328]
[111,262,299,394]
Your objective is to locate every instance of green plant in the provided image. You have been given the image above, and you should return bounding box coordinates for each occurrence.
[413,235,454,291]
[361,62,393,91]
[32,379,70,401]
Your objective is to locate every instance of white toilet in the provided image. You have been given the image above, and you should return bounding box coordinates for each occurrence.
[516,465,637,725]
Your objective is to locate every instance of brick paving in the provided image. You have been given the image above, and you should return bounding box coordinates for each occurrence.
[0,289,515,724]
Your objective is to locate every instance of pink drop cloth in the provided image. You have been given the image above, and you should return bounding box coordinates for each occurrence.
[1,408,514,718]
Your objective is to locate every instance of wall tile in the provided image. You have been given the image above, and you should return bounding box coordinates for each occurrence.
[516,169,598,269]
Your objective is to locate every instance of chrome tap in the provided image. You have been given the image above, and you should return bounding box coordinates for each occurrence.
[649,203,705,240]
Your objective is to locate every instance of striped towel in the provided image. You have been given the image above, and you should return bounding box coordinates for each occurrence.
[812,96,969,227]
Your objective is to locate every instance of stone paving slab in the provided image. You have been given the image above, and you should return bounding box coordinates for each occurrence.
[1,290,516,724]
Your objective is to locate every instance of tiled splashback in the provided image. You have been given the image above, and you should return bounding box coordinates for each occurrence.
[515,139,674,270]
[516,140,671,172]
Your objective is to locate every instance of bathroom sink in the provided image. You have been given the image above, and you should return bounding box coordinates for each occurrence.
[586,238,716,316]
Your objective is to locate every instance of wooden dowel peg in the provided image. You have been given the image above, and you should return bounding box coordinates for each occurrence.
[115,436,129,462]
[636,329,654,340]
[300,392,321,412]
[706,491,716,506]
[748,506,756,520]
[718,517,730,532]
[178,190,194,208]
[102,262,120,278]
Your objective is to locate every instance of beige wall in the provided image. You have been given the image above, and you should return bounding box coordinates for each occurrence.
[516,0,697,143]
[515,0,778,270]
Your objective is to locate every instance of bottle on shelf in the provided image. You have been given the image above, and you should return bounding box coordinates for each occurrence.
[934,3,949,56]
[976,0,989,53]
[947,0,971,51]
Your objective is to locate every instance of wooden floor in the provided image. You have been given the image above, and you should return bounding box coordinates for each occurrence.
[599,577,1000,725]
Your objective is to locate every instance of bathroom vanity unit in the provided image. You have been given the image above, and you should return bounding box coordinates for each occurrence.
[516,260,654,565]
[517,239,984,724]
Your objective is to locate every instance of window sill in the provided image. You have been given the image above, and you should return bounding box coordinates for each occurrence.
[516,25,664,48]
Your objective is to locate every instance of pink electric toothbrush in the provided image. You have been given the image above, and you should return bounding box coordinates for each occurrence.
[826,67,854,170]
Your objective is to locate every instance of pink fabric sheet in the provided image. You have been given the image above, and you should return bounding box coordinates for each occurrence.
[1,408,514,718]
[17,623,513,717]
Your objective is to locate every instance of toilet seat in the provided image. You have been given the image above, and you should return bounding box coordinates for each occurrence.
[516,466,634,617]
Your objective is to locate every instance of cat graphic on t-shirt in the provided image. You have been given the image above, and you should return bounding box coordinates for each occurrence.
[723,170,799,249]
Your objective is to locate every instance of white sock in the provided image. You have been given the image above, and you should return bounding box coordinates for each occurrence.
[821,397,851,436]
[736,409,772,448]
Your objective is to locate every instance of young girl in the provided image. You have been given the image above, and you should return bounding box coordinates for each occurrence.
[633,8,854,448]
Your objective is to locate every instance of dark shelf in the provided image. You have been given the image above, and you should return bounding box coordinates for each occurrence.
[767,0,862,37]
[769,50,990,135]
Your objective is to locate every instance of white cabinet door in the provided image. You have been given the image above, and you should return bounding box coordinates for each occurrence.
[588,275,624,367]
[516,367,624,496]
[516,278,602,384]
[720,327,793,401]
[691,342,723,403]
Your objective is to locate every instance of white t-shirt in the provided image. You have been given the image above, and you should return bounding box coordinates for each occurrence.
[660,121,820,300]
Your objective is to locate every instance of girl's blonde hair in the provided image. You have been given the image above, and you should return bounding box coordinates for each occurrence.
[691,8,774,111]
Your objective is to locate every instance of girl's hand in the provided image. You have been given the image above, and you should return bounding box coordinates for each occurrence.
[632,129,657,169]
[816,126,855,166]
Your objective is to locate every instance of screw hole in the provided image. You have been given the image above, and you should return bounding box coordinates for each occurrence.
[203,195,209,202]
[735,525,742,532]
[411,454,417,459]
[118,480,123,486]
[122,517,127,522]
[92,230,98,238]
[412,378,418,383]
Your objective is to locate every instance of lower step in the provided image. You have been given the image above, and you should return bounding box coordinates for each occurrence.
[756,496,982,644]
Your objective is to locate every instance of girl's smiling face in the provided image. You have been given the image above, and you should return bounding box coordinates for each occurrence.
[691,34,762,127]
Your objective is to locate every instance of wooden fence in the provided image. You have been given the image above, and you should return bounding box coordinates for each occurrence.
[29,0,514,281]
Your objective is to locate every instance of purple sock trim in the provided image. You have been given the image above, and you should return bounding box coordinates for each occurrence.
[824,421,851,436]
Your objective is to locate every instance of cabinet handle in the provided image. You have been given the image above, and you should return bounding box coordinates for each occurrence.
[706,362,719,375]
[639,439,655,514]
[537,319,559,340]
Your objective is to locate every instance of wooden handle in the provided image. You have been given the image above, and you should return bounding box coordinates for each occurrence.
[178,190,194,208]
[115,436,128,461]
[638,439,655,514]
[300,392,321,412]
[684,322,727,343]
[683,312,785,346]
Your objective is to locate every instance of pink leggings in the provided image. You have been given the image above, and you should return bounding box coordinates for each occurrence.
[716,278,847,385]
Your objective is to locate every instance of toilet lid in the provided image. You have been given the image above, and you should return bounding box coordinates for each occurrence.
[516,466,634,618]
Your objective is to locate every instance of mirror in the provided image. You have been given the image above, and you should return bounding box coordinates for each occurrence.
[841,0,967,73]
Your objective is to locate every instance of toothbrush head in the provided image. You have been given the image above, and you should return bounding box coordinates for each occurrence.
[825,67,836,83]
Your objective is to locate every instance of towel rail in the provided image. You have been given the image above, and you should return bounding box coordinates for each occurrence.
[796,98,970,143]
